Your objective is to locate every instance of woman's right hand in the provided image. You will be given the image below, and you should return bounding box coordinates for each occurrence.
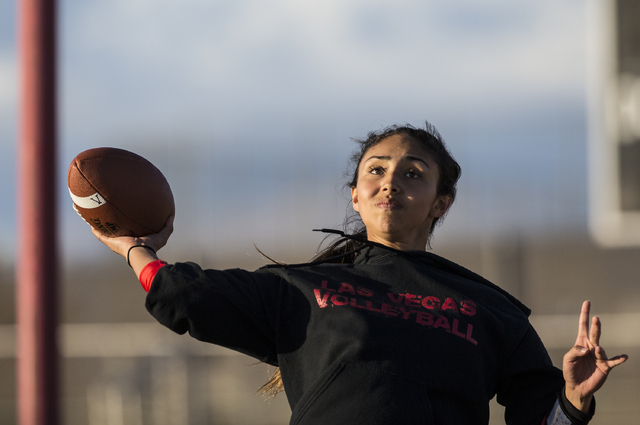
[91,215,174,259]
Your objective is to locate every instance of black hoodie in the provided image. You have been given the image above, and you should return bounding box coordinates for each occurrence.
[146,245,564,424]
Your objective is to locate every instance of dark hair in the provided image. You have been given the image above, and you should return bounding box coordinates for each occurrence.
[313,121,461,262]
[260,121,461,397]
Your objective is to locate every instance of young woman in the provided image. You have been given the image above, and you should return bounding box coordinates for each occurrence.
[94,123,627,424]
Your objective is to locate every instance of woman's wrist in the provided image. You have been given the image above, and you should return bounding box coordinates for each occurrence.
[565,386,594,414]
[127,245,156,267]
[126,245,159,279]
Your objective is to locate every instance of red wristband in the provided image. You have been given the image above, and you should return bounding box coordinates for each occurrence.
[139,259,167,293]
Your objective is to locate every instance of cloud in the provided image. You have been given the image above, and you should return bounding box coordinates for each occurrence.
[55,0,590,163]
[63,0,586,106]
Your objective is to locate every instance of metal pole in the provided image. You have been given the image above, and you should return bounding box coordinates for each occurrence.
[17,0,59,424]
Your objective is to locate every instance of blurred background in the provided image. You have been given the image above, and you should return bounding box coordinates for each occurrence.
[1,0,640,424]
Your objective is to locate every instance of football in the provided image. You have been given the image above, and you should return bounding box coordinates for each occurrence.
[68,147,175,237]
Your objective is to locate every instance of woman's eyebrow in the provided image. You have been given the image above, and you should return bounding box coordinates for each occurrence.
[364,155,391,163]
[406,155,431,168]
[365,155,430,169]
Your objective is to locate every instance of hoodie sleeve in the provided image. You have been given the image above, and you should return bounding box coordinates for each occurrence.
[144,261,283,364]
[496,323,566,425]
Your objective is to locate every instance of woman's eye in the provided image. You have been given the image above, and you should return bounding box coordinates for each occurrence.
[369,166,384,175]
[406,170,421,178]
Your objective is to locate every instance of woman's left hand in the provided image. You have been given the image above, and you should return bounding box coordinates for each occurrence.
[562,300,628,413]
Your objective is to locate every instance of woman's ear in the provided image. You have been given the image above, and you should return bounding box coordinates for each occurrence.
[430,195,452,218]
[351,186,360,212]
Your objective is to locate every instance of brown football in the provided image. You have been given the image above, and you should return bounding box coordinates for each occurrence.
[68,147,175,237]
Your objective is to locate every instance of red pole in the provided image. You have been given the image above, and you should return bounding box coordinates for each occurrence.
[17,0,59,424]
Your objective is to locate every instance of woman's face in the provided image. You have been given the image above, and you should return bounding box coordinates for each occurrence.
[351,135,452,250]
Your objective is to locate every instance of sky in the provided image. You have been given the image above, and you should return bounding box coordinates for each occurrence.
[0,0,598,265]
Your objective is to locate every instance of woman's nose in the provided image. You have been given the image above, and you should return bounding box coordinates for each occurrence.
[382,174,400,192]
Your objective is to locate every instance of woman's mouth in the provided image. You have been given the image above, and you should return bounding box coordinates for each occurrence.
[376,199,401,209]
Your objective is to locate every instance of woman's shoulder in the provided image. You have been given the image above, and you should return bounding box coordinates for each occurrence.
[411,250,531,316]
